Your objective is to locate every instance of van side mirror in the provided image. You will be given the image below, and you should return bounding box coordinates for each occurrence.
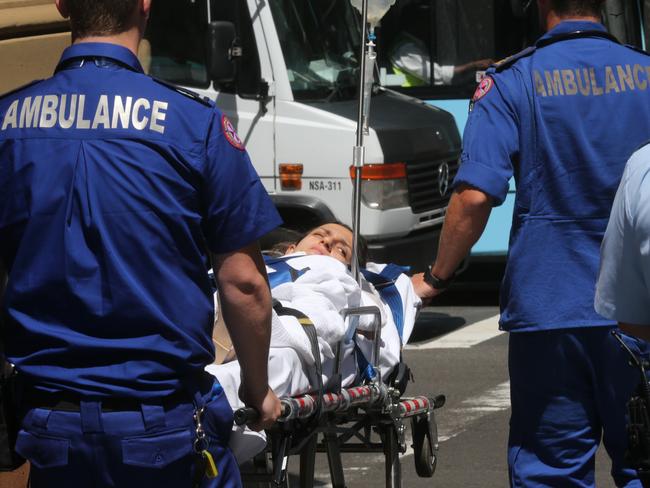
[206,21,240,83]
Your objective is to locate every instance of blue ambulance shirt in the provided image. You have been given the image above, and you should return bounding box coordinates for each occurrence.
[455,21,650,332]
[0,43,282,399]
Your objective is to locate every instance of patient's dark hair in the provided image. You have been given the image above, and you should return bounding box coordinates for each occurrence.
[65,0,139,37]
[286,221,368,268]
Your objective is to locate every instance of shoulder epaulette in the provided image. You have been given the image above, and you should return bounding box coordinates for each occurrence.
[624,43,650,57]
[0,79,44,101]
[151,77,213,107]
[493,46,537,73]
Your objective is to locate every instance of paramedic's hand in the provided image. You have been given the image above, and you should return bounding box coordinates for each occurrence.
[240,384,282,431]
[411,273,444,306]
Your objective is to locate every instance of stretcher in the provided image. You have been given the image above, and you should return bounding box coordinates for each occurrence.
[231,2,445,485]
[233,305,445,488]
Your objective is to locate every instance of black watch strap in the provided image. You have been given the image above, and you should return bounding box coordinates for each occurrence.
[424,265,454,290]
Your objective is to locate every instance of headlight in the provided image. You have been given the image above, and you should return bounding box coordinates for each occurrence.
[361,179,409,209]
[350,162,410,210]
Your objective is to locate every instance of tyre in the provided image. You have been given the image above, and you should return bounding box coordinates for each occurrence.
[412,415,437,478]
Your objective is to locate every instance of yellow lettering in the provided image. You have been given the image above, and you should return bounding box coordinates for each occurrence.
[617,64,634,91]
[605,66,620,93]
[590,68,603,96]
[534,70,547,97]
[562,69,577,95]
[633,64,648,90]
[545,70,564,96]
[1,100,19,130]
[575,69,591,95]
[20,96,42,128]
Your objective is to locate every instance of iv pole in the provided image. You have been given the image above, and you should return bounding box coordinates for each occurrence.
[350,0,370,282]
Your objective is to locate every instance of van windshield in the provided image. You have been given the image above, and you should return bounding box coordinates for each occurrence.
[269,0,362,102]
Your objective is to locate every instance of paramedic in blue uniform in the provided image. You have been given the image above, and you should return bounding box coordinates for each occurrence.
[0,0,282,487]
[413,0,650,486]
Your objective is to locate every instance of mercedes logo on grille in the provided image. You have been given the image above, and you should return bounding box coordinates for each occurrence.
[438,162,450,197]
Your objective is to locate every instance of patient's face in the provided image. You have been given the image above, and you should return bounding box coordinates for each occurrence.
[287,224,353,265]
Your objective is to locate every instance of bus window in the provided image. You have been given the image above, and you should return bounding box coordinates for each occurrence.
[603,0,644,46]
[375,0,540,99]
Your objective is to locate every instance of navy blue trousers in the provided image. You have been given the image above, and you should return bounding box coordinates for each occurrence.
[15,387,241,488]
[508,327,649,487]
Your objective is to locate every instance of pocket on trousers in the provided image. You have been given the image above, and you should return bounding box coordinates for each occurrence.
[14,430,69,469]
[122,428,193,469]
[202,390,234,446]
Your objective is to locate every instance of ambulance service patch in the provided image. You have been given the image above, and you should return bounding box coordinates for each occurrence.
[472,76,494,102]
[221,115,245,151]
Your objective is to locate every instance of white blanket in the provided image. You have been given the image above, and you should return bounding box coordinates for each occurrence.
[206,254,421,463]
[267,254,363,367]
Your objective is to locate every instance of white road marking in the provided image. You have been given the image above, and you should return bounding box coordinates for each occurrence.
[405,314,503,350]
[437,380,511,442]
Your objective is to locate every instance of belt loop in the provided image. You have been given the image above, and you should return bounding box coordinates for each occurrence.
[31,408,53,430]
[80,401,103,434]
[140,404,166,431]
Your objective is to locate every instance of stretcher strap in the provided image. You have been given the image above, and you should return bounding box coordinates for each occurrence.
[272,300,324,417]
[361,265,408,342]
[354,340,376,382]
[264,256,310,289]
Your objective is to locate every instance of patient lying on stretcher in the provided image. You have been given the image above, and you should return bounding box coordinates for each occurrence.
[205,222,421,461]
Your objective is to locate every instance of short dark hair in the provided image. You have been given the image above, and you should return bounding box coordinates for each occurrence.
[550,0,605,16]
[66,0,139,37]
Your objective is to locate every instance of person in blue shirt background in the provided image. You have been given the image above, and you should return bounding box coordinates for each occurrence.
[413,0,650,486]
[0,0,282,486]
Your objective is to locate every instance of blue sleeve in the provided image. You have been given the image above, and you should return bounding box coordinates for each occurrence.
[454,73,519,206]
[595,149,650,325]
[200,109,282,254]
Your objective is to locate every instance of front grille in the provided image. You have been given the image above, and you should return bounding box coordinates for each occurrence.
[406,157,460,214]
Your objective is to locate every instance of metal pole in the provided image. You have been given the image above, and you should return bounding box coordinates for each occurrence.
[351,0,370,282]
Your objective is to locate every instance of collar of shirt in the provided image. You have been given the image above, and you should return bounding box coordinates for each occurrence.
[56,42,144,74]
[538,20,606,43]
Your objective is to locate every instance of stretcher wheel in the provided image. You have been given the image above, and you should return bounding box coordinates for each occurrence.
[412,415,437,478]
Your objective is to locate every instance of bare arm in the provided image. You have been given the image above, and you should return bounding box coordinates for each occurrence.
[212,242,280,430]
[620,323,650,343]
[413,184,493,299]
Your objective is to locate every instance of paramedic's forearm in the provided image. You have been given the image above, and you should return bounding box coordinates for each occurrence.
[620,322,650,342]
[213,244,272,401]
[432,186,492,279]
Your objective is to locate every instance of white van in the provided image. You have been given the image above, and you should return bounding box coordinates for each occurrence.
[143,0,460,270]
[0,0,461,270]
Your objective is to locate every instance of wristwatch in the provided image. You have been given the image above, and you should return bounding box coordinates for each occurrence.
[423,265,455,290]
